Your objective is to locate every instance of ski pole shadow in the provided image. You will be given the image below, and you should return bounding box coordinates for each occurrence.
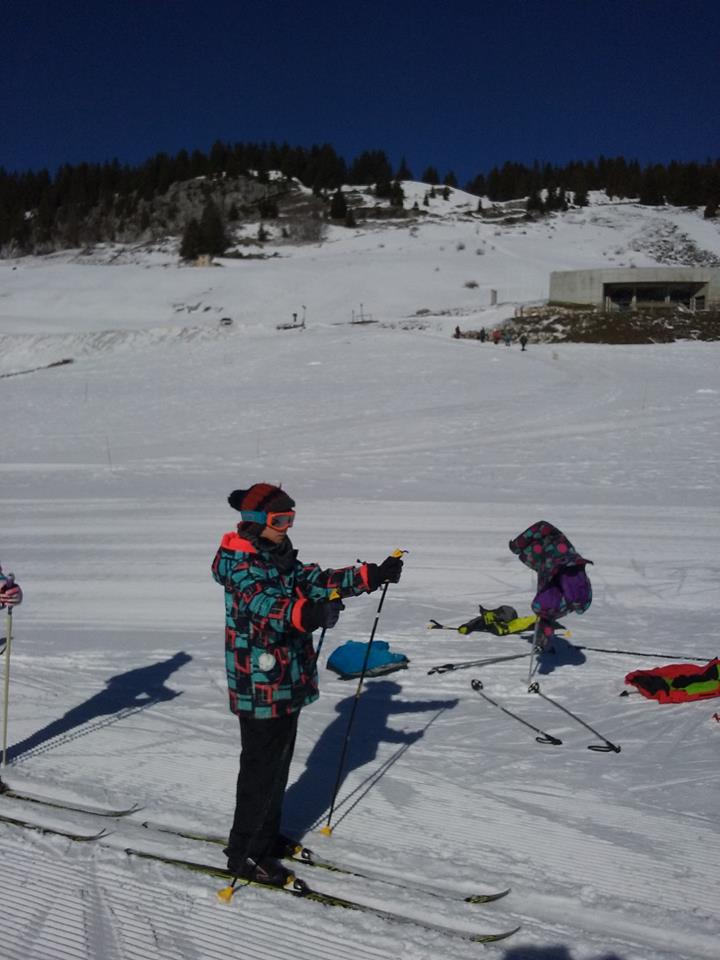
[534,633,587,675]
[502,948,625,960]
[6,651,192,764]
[284,679,458,839]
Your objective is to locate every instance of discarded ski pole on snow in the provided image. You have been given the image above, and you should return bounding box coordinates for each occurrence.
[471,679,562,745]
[428,652,532,675]
[320,550,406,836]
[572,643,711,663]
[528,682,621,753]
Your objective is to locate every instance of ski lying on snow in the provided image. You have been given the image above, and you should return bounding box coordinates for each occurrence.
[125,846,520,944]
[0,780,141,818]
[0,808,109,842]
[140,820,510,905]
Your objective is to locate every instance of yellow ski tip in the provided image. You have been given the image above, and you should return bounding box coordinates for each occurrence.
[391,547,408,558]
[319,824,333,836]
[217,886,235,903]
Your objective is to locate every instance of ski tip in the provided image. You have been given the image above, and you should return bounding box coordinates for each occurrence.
[464,887,511,904]
[318,824,333,837]
[471,924,521,943]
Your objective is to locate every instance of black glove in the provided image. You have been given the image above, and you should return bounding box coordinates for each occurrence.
[366,554,404,592]
[301,598,345,632]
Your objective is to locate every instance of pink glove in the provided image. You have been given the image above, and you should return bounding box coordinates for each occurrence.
[0,580,22,607]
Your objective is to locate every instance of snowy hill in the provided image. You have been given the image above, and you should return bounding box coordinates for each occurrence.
[0,196,719,960]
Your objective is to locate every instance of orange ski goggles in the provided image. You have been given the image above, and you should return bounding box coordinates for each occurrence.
[242,509,295,530]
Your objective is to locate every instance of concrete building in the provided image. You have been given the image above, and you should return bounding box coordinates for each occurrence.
[549,267,720,311]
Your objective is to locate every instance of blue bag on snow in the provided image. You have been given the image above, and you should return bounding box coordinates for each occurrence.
[326,640,409,680]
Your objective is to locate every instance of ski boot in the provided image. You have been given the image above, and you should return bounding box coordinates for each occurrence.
[236,856,305,891]
[271,833,315,864]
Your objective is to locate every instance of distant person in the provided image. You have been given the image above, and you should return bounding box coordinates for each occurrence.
[0,566,22,609]
[453,325,461,339]
[479,327,486,342]
[492,329,502,345]
[212,483,403,888]
[520,334,528,351]
[503,331,512,346]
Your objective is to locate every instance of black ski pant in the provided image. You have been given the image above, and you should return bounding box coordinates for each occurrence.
[227,710,299,865]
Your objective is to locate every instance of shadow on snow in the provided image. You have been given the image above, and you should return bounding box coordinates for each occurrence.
[6,651,192,764]
[284,679,458,839]
[535,634,587,675]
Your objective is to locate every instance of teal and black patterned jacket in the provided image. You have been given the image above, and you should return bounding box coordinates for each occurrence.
[212,531,372,719]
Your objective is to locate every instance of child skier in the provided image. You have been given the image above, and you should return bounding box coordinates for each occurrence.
[212,483,403,887]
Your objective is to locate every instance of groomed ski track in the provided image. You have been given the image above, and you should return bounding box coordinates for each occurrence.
[2,206,720,959]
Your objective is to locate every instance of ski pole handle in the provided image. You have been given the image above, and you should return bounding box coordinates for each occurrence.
[314,590,341,664]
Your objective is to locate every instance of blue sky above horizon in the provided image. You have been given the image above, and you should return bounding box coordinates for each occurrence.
[5,0,720,185]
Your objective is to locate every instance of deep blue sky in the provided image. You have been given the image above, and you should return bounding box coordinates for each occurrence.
[5,0,720,184]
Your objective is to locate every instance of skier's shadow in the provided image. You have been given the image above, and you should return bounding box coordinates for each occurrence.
[6,651,192,763]
[284,679,458,838]
[535,634,587,675]
[502,947,625,960]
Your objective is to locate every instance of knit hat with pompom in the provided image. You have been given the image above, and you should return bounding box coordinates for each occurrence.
[228,483,295,534]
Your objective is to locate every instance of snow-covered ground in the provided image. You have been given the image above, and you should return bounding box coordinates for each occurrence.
[0,199,719,960]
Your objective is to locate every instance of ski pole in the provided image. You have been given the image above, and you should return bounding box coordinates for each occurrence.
[471,678,562,745]
[2,589,14,768]
[320,549,406,836]
[573,643,711,662]
[428,651,532,675]
[313,590,342,667]
[528,682,621,753]
[526,617,542,683]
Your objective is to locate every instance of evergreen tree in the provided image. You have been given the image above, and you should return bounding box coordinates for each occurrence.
[180,219,202,260]
[421,166,440,185]
[526,190,545,214]
[465,172,486,196]
[443,171,458,188]
[639,166,665,206]
[390,181,405,207]
[304,143,346,191]
[349,150,392,185]
[330,188,348,219]
[199,199,228,255]
[190,150,209,178]
[395,156,413,180]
